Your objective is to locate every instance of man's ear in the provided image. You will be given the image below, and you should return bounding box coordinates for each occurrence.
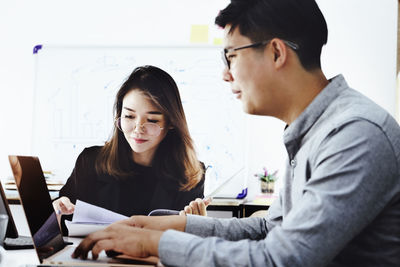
[270,39,288,69]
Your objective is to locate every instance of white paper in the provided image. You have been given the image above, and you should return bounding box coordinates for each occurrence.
[72,200,128,224]
[66,200,128,237]
[65,220,108,237]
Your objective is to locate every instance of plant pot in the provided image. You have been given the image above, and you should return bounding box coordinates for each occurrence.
[260,181,268,193]
[267,181,275,193]
[261,181,275,193]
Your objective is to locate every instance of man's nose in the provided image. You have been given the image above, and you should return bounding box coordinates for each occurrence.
[222,67,233,82]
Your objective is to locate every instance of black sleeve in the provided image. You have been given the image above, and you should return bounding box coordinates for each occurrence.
[58,147,99,204]
[58,147,100,235]
[58,166,78,204]
[58,155,84,204]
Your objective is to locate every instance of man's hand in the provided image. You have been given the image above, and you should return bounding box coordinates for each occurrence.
[179,197,212,216]
[72,222,162,260]
[72,214,187,260]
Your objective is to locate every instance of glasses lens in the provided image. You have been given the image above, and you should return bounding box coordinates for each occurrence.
[116,118,162,137]
[116,117,133,132]
[143,123,161,136]
[221,50,230,69]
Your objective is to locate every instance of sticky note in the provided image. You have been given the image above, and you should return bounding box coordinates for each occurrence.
[213,38,223,45]
[190,25,209,44]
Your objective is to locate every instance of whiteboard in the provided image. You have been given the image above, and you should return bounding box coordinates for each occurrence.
[32,45,247,198]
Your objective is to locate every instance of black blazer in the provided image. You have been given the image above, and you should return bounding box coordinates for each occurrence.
[59,146,204,229]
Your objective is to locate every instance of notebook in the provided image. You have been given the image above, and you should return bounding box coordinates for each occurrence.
[8,155,157,266]
[0,181,34,249]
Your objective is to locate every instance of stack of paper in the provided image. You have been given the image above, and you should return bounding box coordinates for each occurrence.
[65,200,128,237]
[4,176,64,191]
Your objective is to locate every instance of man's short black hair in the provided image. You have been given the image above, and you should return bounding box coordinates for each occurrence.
[215,0,328,70]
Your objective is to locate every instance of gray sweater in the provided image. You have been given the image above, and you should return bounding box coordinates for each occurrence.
[158,75,400,267]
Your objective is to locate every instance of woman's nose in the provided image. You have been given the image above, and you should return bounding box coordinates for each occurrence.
[134,120,145,133]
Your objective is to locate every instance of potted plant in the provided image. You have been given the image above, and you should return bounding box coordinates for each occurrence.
[254,167,278,193]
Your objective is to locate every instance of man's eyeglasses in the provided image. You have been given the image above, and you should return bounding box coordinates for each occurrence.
[221,39,299,69]
[115,117,164,137]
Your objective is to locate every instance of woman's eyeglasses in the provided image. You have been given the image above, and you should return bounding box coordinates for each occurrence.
[115,117,164,137]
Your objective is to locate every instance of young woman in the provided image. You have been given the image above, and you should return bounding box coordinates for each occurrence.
[53,65,205,221]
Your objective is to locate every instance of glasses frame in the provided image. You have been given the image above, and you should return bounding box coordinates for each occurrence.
[221,39,299,69]
[115,117,164,137]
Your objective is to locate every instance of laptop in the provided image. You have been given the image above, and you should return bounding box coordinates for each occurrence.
[8,155,157,266]
[0,181,34,249]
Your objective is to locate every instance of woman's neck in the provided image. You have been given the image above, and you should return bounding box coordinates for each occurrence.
[132,150,155,166]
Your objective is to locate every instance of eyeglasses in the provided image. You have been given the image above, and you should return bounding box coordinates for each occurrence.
[115,117,164,137]
[221,39,299,69]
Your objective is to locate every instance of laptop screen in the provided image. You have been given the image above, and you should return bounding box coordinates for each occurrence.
[0,182,19,238]
[8,155,65,262]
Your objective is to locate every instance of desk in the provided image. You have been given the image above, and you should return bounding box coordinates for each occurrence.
[7,190,275,219]
[242,202,270,218]
[1,246,39,266]
[1,204,38,265]
[1,237,107,266]
[5,189,59,204]
[1,205,37,265]
[241,193,277,217]
[1,206,156,266]
[208,194,277,218]
[208,198,245,218]
[2,201,273,265]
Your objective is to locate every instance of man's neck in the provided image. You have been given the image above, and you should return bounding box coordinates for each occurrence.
[281,69,328,125]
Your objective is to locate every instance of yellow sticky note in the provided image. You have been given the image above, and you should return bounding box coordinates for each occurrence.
[190,25,209,44]
[213,38,223,45]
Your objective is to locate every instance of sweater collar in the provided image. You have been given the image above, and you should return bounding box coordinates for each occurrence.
[283,74,348,158]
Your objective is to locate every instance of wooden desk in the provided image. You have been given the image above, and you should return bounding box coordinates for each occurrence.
[208,194,277,218]
[208,198,245,218]
[5,188,59,204]
[242,193,277,217]
[242,202,270,218]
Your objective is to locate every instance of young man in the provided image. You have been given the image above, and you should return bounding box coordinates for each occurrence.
[73,0,400,266]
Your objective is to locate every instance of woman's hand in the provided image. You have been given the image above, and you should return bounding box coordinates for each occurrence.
[179,197,212,216]
[52,196,75,215]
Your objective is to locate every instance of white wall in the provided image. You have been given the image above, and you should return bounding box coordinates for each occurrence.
[0,0,397,200]
[0,0,229,176]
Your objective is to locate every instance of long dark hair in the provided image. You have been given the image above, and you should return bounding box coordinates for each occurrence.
[96,65,203,190]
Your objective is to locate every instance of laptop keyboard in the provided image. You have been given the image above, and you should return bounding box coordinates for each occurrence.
[4,235,34,250]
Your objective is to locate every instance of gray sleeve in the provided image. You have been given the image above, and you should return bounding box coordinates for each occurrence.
[158,120,399,267]
[264,185,284,230]
[185,215,268,240]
